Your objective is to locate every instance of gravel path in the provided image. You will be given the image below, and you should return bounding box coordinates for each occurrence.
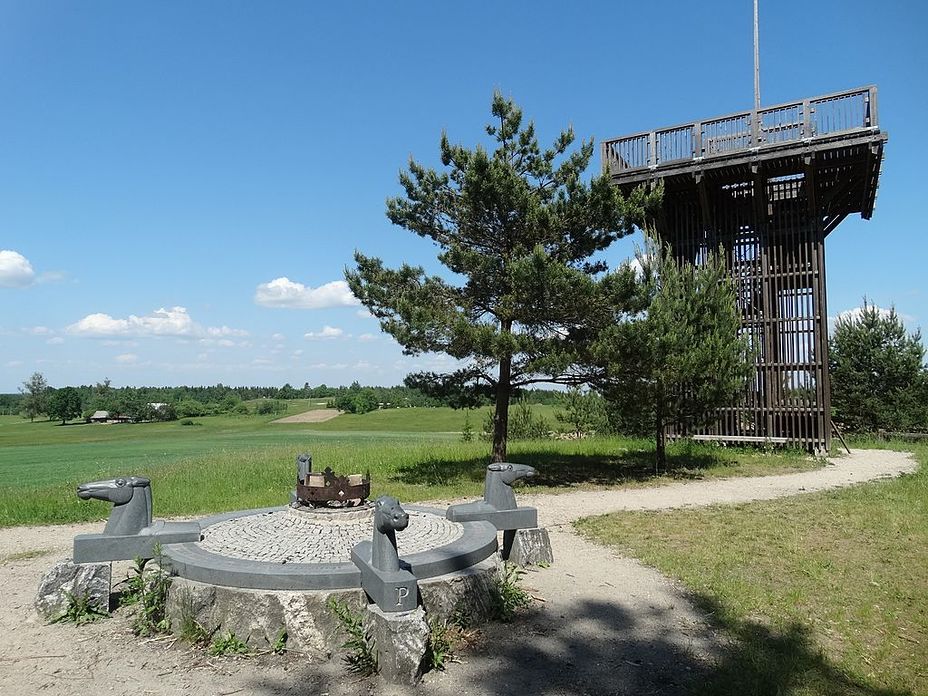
[0,448,916,696]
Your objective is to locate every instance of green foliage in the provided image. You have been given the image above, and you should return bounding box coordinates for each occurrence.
[424,617,454,671]
[117,556,148,607]
[19,371,48,422]
[176,592,210,646]
[176,398,211,418]
[499,398,550,440]
[460,410,475,442]
[327,597,377,675]
[208,631,250,657]
[347,91,658,462]
[52,590,109,626]
[131,546,171,637]
[554,387,606,438]
[830,300,928,433]
[254,399,287,415]
[492,562,533,622]
[334,385,379,414]
[271,628,288,655]
[46,387,83,424]
[593,243,753,468]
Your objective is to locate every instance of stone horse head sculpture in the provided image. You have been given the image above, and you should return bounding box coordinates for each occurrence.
[483,462,537,512]
[371,495,409,573]
[77,476,152,536]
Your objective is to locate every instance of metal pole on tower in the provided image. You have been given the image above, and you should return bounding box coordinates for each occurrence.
[754,0,761,111]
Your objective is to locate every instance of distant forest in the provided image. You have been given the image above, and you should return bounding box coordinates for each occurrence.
[0,381,565,418]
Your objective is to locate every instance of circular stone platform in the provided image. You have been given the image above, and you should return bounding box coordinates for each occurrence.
[199,507,464,564]
[163,506,498,591]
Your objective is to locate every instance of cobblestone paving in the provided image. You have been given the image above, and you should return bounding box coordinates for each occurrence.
[197,509,464,564]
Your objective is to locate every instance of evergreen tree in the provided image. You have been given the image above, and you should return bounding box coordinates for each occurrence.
[346,92,657,461]
[20,371,48,422]
[592,243,753,469]
[46,387,83,424]
[829,300,928,432]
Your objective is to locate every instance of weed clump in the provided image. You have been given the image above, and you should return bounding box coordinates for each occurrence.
[327,597,377,675]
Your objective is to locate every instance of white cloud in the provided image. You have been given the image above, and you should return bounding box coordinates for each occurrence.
[358,333,377,342]
[309,361,348,370]
[23,326,53,335]
[46,337,65,345]
[254,277,359,309]
[5,360,24,367]
[271,332,286,342]
[356,309,374,319]
[832,305,915,326]
[66,306,247,339]
[304,325,345,340]
[0,250,36,288]
[115,353,138,364]
[207,325,249,337]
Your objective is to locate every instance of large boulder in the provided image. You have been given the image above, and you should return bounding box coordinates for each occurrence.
[507,527,554,567]
[35,558,111,622]
[165,578,367,659]
[365,604,429,685]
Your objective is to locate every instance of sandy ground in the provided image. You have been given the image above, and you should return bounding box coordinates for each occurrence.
[0,449,916,696]
[271,410,343,424]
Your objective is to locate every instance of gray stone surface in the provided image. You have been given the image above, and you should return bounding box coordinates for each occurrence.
[163,558,501,660]
[352,496,418,612]
[197,507,462,564]
[35,557,111,622]
[507,527,554,566]
[446,462,539,531]
[73,476,200,562]
[418,555,500,625]
[365,604,429,685]
[73,521,201,564]
[163,506,497,592]
[165,576,367,658]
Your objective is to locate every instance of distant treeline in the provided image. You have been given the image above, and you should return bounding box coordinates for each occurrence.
[0,380,567,419]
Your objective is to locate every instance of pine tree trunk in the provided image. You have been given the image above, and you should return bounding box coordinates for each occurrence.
[655,387,665,474]
[492,355,512,462]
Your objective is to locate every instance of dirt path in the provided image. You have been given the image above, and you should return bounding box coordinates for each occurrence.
[270,409,342,424]
[0,449,916,696]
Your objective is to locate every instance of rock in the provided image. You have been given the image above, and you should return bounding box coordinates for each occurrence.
[165,577,367,659]
[364,604,429,685]
[35,558,111,622]
[507,527,554,567]
[419,556,499,625]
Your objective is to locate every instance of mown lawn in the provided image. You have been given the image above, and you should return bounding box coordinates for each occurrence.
[576,441,927,696]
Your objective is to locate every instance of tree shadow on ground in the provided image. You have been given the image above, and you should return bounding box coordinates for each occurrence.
[246,589,908,696]
[392,444,721,491]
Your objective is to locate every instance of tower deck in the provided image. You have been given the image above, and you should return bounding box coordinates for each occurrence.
[603,86,887,451]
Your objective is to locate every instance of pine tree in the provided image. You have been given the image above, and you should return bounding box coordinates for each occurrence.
[829,300,928,433]
[593,243,753,469]
[347,92,657,461]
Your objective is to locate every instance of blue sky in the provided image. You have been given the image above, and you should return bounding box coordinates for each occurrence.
[1,1,925,391]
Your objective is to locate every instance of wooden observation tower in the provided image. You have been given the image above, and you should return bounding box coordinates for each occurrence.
[603,86,887,451]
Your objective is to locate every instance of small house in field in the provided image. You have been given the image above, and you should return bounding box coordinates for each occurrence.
[87,410,132,424]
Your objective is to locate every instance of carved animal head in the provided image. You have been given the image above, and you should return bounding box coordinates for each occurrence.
[488,462,537,486]
[374,495,409,533]
[77,476,151,505]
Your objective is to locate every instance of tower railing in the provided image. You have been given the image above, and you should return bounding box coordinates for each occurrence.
[602,86,879,174]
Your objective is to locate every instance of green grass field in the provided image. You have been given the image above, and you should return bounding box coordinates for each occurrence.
[0,405,817,527]
[576,440,927,696]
